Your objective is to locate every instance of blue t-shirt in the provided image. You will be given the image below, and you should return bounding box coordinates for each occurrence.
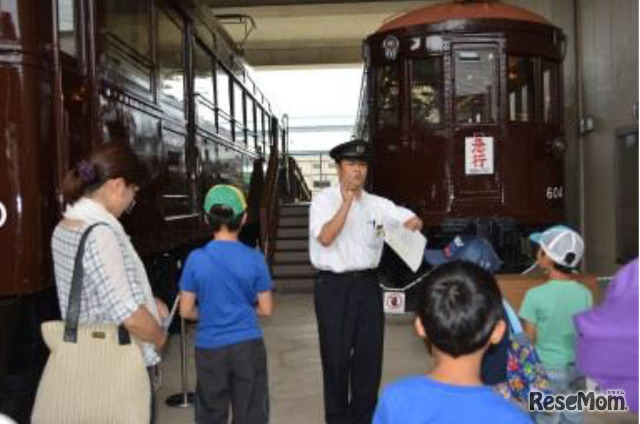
[373,376,532,424]
[180,240,273,349]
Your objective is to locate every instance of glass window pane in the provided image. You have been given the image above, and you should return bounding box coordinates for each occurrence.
[157,10,184,106]
[258,107,265,141]
[411,57,443,126]
[542,60,559,124]
[100,0,151,57]
[98,1,151,90]
[246,98,256,147]
[376,65,400,129]
[161,131,191,216]
[58,0,77,56]
[216,66,231,136]
[235,124,246,144]
[454,49,498,123]
[194,42,215,127]
[234,82,245,127]
[218,146,243,186]
[508,56,535,122]
[233,82,245,144]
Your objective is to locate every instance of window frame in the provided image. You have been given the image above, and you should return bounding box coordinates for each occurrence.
[409,55,445,129]
[452,45,500,125]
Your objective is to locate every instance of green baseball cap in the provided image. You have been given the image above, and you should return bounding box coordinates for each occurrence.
[203,185,247,216]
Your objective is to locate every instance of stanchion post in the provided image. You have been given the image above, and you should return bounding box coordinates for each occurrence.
[165,316,195,408]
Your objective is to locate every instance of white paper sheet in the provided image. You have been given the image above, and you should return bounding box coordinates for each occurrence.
[383,221,427,272]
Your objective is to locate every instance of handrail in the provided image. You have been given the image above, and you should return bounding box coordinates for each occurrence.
[280,114,291,195]
[259,118,282,265]
[287,156,312,202]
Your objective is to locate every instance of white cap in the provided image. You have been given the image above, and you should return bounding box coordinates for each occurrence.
[530,225,584,268]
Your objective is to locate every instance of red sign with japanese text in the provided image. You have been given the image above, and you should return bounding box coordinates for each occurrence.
[465,136,494,175]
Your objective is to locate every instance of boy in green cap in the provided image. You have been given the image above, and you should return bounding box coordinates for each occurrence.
[179,184,273,424]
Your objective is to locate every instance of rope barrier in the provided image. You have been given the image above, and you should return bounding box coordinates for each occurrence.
[378,269,432,292]
[379,260,544,292]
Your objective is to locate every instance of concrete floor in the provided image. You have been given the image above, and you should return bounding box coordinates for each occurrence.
[156,293,637,424]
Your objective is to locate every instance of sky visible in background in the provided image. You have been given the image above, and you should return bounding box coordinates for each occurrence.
[253,65,363,152]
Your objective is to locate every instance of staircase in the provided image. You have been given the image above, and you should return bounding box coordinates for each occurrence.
[271,202,315,292]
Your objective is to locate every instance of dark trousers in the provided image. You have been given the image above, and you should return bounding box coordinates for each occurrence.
[195,338,269,424]
[314,270,384,424]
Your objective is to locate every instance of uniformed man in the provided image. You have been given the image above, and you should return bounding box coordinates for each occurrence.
[309,139,423,424]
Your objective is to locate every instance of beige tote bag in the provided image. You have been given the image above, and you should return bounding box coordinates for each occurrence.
[31,224,150,424]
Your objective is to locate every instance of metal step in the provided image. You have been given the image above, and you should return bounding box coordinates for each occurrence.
[280,204,310,218]
[276,239,308,251]
[277,227,308,240]
[279,216,308,228]
[272,264,316,279]
[275,278,315,293]
[273,250,310,264]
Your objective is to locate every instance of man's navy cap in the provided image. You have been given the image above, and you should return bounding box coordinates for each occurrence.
[329,139,371,162]
[424,236,503,273]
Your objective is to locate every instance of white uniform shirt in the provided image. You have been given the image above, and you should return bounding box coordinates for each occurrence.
[309,186,416,273]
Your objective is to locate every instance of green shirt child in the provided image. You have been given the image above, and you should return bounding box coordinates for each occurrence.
[519,279,592,369]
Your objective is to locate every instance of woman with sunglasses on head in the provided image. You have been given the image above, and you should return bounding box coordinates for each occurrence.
[51,142,168,423]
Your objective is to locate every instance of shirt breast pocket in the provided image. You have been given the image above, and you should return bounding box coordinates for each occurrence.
[363,216,383,248]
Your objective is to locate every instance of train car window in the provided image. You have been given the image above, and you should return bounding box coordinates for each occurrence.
[246,97,256,149]
[196,139,217,197]
[217,66,232,137]
[193,41,215,128]
[157,9,185,108]
[217,146,243,186]
[257,107,265,146]
[233,82,246,144]
[100,1,151,57]
[242,156,253,192]
[411,57,444,126]
[376,65,400,129]
[161,130,191,216]
[508,56,535,122]
[98,1,152,91]
[542,60,559,124]
[58,0,77,57]
[454,49,498,124]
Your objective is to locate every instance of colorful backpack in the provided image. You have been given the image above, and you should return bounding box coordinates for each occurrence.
[499,300,553,407]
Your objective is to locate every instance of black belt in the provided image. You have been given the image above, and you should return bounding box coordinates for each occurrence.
[318,269,378,279]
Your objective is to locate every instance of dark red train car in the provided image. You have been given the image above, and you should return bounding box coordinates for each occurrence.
[357,0,567,268]
[0,0,294,420]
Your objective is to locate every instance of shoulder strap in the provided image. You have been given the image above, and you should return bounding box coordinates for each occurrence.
[502,298,523,335]
[63,223,131,345]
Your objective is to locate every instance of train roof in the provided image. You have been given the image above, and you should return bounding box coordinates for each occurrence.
[376,1,551,33]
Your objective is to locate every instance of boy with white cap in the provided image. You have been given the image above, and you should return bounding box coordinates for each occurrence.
[519,225,593,424]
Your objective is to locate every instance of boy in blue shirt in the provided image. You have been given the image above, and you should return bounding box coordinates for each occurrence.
[424,236,510,386]
[179,185,273,424]
[373,261,532,424]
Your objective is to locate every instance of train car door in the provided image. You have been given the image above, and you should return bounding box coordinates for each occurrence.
[450,42,504,209]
